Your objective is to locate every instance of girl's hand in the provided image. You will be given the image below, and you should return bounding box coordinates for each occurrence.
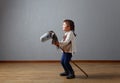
[52,41,59,47]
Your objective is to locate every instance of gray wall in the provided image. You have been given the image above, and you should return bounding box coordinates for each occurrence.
[0,0,120,60]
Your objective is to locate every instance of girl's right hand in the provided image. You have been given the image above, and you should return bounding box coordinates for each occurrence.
[52,41,59,47]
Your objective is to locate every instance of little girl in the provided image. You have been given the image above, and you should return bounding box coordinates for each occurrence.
[53,19,76,79]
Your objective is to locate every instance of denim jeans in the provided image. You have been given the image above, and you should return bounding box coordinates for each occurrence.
[61,52,74,74]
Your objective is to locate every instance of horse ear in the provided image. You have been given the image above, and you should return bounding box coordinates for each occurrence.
[49,30,54,33]
[49,31,54,38]
[51,32,55,38]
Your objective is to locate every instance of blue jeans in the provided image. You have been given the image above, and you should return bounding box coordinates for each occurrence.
[61,52,74,74]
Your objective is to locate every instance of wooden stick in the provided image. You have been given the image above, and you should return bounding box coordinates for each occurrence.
[71,61,88,78]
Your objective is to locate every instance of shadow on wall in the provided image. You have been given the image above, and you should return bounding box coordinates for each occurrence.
[0,0,13,22]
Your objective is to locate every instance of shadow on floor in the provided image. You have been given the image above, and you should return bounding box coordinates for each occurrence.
[76,73,120,79]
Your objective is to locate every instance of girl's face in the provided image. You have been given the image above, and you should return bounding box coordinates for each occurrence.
[62,22,70,32]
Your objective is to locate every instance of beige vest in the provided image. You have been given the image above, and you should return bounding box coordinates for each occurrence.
[60,35,72,53]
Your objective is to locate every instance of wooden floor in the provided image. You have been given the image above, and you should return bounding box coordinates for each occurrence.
[0,62,120,83]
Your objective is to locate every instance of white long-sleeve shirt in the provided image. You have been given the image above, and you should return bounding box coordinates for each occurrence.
[59,31,76,55]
